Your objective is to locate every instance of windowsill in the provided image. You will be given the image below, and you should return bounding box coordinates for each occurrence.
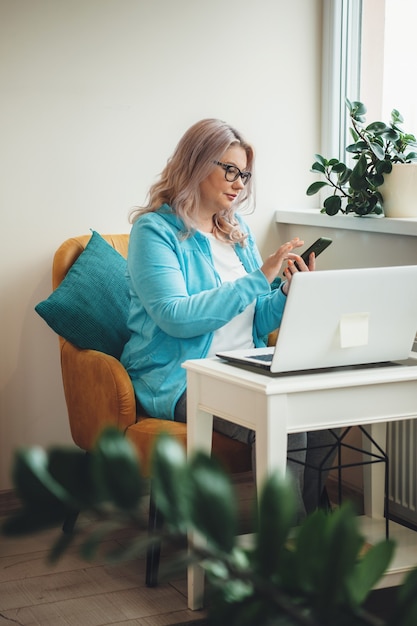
[275,208,417,237]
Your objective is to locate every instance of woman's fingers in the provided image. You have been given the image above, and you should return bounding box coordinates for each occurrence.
[281,250,316,295]
[260,238,305,283]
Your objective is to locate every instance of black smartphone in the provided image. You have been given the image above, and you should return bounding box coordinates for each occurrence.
[284,237,332,274]
[295,237,332,269]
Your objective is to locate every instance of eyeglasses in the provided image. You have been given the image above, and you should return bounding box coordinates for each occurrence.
[213,161,252,186]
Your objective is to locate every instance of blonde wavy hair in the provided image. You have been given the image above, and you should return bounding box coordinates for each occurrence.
[129,119,255,244]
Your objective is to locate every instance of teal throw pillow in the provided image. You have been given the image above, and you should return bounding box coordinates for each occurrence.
[35,230,130,358]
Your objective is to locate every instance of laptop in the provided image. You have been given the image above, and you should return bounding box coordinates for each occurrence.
[217,265,417,376]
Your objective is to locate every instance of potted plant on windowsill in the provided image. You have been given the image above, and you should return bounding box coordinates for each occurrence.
[306,99,417,218]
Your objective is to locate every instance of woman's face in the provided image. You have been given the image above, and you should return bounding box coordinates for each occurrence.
[199,145,248,219]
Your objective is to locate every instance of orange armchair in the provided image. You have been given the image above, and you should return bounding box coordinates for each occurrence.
[49,233,252,586]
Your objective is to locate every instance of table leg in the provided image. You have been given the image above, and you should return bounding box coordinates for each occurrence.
[186,384,290,609]
[363,422,387,519]
[186,372,214,611]
[254,394,290,493]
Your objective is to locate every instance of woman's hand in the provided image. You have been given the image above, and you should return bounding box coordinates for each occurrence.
[260,237,305,284]
[281,249,316,295]
[260,237,316,296]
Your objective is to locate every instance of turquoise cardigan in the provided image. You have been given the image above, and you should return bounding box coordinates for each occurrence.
[121,205,287,419]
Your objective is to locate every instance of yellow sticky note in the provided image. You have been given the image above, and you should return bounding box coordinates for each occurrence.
[339,312,369,348]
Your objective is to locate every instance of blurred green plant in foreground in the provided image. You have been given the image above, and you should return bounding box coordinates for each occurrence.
[3,427,417,626]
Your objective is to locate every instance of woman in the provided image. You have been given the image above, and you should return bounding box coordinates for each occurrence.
[121,118,333,518]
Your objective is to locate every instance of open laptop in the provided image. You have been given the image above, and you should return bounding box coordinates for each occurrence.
[217,265,417,376]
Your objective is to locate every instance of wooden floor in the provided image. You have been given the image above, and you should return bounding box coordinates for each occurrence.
[0,474,255,626]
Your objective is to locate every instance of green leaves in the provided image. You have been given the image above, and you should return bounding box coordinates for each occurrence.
[388,569,417,626]
[3,427,145,538]
[306,180,328,196]
[347,98,367,122]
[3,446,88,535]
[278,502,395,623]
[188,452,238,552]
[348,539,395,606]
[307,99,417,216]
[151,434,238,550]
[253,472,296,578]
[350,154,368,189]
[307,156,352,215]
[13,447,77,508]
[6,429,417,626]
[151,433,190,533]
[323,195,342,216]
[91,427,143,510]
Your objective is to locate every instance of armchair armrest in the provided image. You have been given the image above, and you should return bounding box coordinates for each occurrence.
[60,339,137,450]
[268,329,279,347]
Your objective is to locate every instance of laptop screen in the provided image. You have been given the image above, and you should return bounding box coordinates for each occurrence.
[217,265,417,374]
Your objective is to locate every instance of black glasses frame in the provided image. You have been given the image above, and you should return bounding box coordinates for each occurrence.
[213,161,252,186]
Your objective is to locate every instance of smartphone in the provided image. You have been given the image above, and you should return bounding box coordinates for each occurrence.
[296,237,332,269]
[284,237,332,274]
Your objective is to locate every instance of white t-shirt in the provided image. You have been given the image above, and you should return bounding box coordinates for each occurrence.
[203,233,255,357]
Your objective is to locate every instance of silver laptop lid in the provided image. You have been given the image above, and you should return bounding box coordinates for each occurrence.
[268,265,417,373]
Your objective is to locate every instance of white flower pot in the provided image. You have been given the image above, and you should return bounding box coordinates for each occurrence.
[381,162,417,218]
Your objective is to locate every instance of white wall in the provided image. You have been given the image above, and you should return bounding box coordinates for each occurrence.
[0,0,322,490]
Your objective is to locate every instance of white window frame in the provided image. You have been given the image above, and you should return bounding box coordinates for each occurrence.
[321,0,363,162]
